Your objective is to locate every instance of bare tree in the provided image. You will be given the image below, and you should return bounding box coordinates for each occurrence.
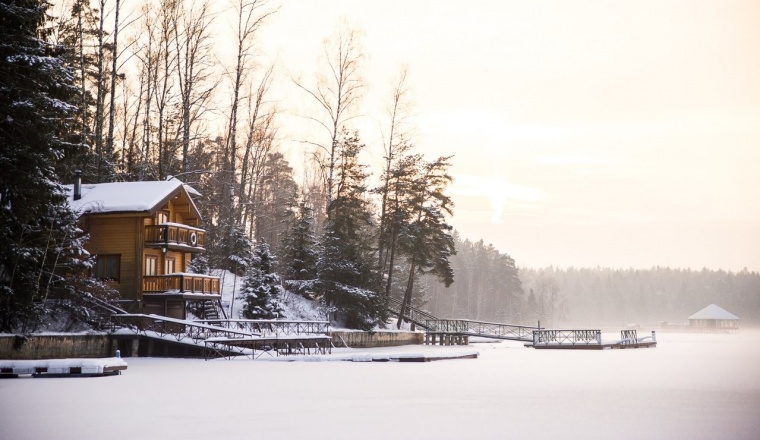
[172,0,219,174]
[294,19,364,219]
[238,65,276,239]
[223,0,275,235]
[377,67,413,277]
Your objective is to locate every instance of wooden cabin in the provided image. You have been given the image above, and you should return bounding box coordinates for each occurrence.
[687,304,739,333]
[67,175,221,320]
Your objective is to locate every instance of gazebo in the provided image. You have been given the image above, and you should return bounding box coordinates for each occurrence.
[687,304,739,332]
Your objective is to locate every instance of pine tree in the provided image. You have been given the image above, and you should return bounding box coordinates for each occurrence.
[280,200,319,282]
[0,0,98,332]
[316,130,382,330]
[395,155,456,328]
[240,241,284,319]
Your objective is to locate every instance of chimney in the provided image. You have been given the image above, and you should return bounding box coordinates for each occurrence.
[73,170,82,201]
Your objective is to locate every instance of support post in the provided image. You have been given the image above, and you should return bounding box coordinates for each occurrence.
[131,338,140,357]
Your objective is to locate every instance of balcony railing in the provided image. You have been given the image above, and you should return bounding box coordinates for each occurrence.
[145,223,205,251]
[143,273,220,295]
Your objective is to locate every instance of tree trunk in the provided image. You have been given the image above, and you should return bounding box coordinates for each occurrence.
[397,259,416,329]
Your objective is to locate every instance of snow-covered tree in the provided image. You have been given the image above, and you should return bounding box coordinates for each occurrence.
[280,200,319,285]
[240,241,284,319]
[316,130,382,330]
[0,0,111,332]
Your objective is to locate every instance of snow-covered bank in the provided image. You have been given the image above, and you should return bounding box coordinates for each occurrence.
[2,332,759,440]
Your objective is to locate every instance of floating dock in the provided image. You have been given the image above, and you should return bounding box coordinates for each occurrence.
[0,357,127,378]
[526,329,657,350]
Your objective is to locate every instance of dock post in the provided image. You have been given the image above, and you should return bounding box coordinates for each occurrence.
[651,330,656,343]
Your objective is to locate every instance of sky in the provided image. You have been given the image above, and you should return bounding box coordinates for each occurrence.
[247,0,760,271]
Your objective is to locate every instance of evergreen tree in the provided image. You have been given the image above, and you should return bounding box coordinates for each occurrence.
[316,130,382,330]
[280,200,319,282]
[240,241,284,319]
[395,155,456,328]
[0,0,99,332]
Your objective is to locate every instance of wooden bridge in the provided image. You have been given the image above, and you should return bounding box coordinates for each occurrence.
[387,297,541,343]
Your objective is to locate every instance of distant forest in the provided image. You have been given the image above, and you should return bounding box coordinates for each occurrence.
[424,237,760,327]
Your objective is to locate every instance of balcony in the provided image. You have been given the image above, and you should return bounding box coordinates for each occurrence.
[142,273,220,296]
[145,223,206,252]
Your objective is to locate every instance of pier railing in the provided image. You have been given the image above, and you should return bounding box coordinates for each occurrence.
[195,319,330,336]
[533,329,602,346]
[112,314,257,345]
[426,319,540,342]
[386,296,438,329]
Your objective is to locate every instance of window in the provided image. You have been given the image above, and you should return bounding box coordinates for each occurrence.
[145,255,158,276]
[166,257,176,274]
[95,255,120,281]
[156,211,169,224]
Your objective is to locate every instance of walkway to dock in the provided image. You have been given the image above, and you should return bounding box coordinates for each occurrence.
[386,299,657,349]
[111,314,332,359]
[387,297,541,343]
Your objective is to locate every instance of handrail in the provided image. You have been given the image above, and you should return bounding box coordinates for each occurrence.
[425,319,539,341]
[145,224,206,249]
[112,314,259,346]
[386,296,438,328]
[195,319,330,336]
[143,274,220,294]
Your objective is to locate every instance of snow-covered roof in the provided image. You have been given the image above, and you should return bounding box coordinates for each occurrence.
[687,304,739,321]
[65,180,201,219]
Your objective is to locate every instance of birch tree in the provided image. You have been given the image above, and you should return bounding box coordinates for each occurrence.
[295,20,364,220]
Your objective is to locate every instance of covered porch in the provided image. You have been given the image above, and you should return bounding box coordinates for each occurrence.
[142,273,222,320]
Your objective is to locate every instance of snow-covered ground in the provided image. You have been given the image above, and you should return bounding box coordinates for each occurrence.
[2,331,759,440]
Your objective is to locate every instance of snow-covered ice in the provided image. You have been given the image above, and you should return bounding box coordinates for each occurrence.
[1,331,759,440]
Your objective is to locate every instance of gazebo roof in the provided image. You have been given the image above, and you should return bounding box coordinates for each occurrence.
[687,304,739,321]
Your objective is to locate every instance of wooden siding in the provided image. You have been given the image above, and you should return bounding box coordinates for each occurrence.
[86,216,143,301]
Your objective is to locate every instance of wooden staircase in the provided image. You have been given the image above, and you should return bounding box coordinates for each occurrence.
[199,300,226,320]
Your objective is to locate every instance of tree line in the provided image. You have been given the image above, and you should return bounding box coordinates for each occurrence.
[4,1,756,333]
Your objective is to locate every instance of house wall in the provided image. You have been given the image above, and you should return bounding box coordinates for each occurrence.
[85,215,145,301]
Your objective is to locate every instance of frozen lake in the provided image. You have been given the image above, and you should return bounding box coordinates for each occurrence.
[2,331,759,439]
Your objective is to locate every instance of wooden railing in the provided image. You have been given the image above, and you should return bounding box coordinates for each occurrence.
[143,273,220,294]
[145,223,205,250]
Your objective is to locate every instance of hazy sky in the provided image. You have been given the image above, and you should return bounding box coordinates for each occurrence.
[250,0,760,271]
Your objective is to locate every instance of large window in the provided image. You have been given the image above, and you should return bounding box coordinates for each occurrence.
[145,255,158,276]
[95,255,120,281]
